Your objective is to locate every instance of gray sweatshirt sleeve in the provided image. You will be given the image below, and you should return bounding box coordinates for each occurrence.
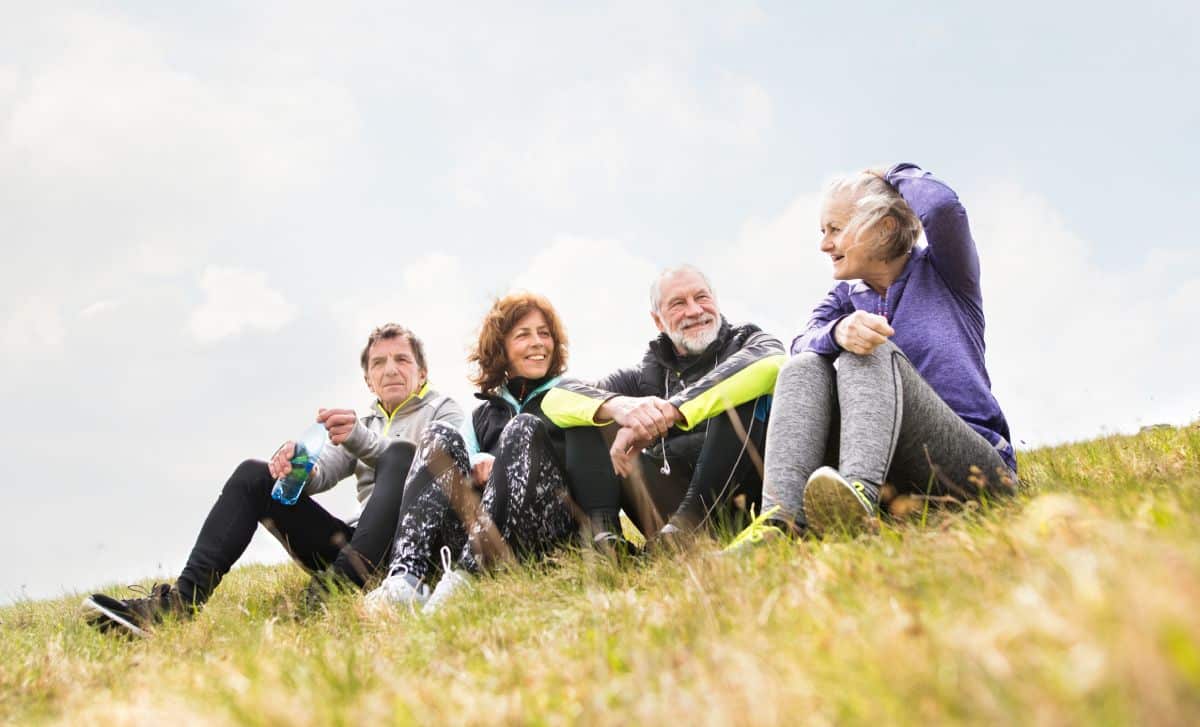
[341,417,388,470]
[304,442,357,496]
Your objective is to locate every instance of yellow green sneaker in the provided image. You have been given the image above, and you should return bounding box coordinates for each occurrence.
[723,505,790,554]
[803,466,879,537]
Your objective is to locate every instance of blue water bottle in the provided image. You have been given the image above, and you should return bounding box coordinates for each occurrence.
[271,422,329,505]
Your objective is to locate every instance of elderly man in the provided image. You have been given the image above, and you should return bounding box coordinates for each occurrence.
[543,265,785,543]
[84,323,463,636]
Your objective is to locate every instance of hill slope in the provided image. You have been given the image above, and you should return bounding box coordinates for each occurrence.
[3,425,1199,725]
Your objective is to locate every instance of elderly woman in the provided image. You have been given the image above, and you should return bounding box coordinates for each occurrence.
[736,163,1016,541]
[366,291,618,612]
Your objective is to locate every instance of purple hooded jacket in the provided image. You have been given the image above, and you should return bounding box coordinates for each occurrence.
[792,163,1016,473]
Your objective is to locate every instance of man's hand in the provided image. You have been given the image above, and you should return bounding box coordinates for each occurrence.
[471,457,494,489]
[268,441,296,479]
[834,311,895,355]
[597,396,681,442]
[317,408,358,445]
[609,426,647,478]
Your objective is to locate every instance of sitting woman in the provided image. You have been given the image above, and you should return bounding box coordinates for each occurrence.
[366,291,619,612]
[742,163,1017,540]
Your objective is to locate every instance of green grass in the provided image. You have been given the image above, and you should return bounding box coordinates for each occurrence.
[4,425,1200,725]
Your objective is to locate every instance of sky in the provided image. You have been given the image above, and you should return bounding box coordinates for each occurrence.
[1,1,1197,604]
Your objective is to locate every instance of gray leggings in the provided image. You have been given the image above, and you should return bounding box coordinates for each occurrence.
[762,341,1016,524]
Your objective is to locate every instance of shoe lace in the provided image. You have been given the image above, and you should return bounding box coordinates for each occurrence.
[125,583,171,602]
[439,545,454,574]
[726,505,784,549]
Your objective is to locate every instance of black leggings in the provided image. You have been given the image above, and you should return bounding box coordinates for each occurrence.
[385,415,611,583]
[176,443,415,605]
[620,397,768,535]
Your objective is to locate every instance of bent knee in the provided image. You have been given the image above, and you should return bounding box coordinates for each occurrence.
[500,413,545,445]
[420,420,462,447]
[379,439,417,467]
[778,351,834,386]
[229,459,273,497]
[838,340,901,368]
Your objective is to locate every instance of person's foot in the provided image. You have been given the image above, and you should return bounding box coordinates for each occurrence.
[722,505,800,554]
[363,570,431,615]
[422,569,472,614]
[591,530,641,561]
[803,466,879,537]
[296,572,351,617]
[82,583,189,637]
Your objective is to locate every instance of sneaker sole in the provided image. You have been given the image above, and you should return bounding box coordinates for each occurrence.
[804,471,876,538]
[82,596,149,638]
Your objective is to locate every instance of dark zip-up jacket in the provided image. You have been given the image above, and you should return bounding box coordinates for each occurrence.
[543,318,784,438]
[463,375,564,466]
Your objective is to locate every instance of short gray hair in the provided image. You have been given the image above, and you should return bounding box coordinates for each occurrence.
[826,172,922,261]
[649,264,716,313]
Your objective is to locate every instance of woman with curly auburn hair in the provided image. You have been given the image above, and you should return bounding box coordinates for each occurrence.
[366,292,622,613]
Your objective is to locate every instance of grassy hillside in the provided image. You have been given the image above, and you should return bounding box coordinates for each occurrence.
[3,425,1199,725]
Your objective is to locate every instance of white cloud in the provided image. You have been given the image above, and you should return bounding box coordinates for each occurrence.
[189,266,296,344]
[79,299,121,319]
[448,65,773,208]
[970,181,1200,443]
[5,12,358,195]
[1,297,64,353]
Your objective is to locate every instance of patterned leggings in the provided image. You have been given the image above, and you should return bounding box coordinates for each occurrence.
[386,414,578,583]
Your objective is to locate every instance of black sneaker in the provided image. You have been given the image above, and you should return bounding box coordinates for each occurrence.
[591,530,641,560]
[803,466,880,537]
[82,583,189,637]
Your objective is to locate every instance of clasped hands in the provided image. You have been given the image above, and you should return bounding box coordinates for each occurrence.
[598,395,682,477]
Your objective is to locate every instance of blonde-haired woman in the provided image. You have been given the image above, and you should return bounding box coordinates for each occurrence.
[367,291,617,612]
[734,163,1017,545]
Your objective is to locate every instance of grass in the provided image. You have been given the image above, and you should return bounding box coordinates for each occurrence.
[3,424,1200,725]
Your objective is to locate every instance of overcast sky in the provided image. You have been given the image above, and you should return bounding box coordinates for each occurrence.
[2,1,1197,604]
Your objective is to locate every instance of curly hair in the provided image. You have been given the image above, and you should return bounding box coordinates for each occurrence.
[468,291,569,394]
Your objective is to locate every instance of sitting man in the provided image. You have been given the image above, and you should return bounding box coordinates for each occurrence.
[84,323,463,636]
[542,265,785,543]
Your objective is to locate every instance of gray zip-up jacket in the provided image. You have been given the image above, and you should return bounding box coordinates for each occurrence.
[305,383,464,505]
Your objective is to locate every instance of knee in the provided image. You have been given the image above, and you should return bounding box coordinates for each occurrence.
[378,440,417,472]
[499,413,545,448]
[228,459,273,498]
[778,351,833,388]
[837,340,900,370]
[421,420,459,446]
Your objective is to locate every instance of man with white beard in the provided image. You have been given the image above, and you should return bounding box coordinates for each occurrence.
[542,265,785,545]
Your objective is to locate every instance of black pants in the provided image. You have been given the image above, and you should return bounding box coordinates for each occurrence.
[175,443,415,606]
[620,397,768,536]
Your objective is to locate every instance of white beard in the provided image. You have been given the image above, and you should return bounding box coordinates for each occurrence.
[668,317,718,355]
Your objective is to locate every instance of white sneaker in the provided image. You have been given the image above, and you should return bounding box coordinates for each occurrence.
[422,568,472,614]
[364,568,430,614]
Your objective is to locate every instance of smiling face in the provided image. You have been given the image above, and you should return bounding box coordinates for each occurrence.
[652,269,721,356]
[504,309,555,380]
[363,335,427,411]
[819,190,877,281]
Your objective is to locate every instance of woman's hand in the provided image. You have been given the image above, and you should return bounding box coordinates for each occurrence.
[471,456,494,489]
[835,311,895,355]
